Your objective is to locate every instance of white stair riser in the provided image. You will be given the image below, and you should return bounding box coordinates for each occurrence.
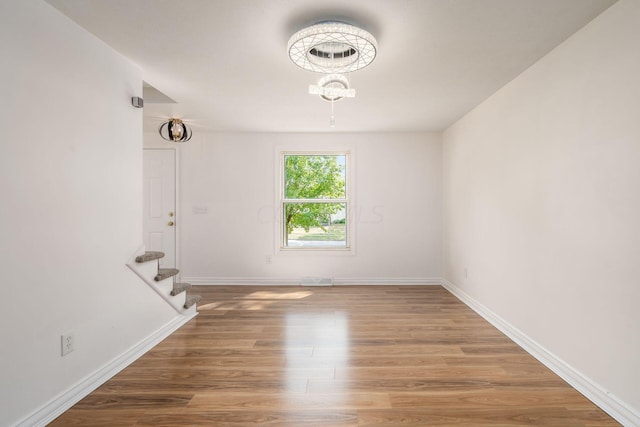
[137,261,158,280]
[127,250,190,314]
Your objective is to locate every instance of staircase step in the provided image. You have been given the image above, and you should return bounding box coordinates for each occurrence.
[135,251,165,263]
[171,282,192,296]
[184,295,202,309]
[154,268,179,282]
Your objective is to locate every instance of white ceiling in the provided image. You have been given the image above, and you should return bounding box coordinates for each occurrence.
[47,0,616,133]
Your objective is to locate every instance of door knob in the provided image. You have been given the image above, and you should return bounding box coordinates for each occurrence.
[168,221,174,226]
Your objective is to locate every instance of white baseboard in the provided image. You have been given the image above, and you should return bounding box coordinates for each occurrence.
[336,277,440,285]
[182,276,440,286]
[183,277,300,285]
[441,279,639,427]
[16,313,196,427]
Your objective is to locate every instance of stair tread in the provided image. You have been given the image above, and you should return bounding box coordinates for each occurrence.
[135,251,165,263]
[184,294,202,309]
[171,282,192,296]
[154,268,179,281]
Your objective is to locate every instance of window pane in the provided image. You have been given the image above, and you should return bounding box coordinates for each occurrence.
[284,155,346,199]
[284,203,347,248]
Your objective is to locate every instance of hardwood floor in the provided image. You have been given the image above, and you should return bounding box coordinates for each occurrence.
[50,286,619,426]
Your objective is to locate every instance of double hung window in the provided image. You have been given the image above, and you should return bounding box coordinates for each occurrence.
[281,153,349,249]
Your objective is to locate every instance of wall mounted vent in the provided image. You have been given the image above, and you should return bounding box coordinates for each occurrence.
[301,277,333,287]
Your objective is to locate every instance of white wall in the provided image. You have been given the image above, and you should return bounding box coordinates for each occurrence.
[0,2,181,425]
[443,0,640,421]
[146,132,442,284]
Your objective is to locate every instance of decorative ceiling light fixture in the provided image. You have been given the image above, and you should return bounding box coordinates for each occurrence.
[288,21,377,73]
[288,21,376,127]
[158,118,192,143]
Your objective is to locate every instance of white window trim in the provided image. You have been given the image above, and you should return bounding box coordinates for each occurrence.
[277,150,353,253]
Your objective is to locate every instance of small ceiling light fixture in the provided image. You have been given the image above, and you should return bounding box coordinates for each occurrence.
[309,74,356,102]
[288,21,377,73]
[307,74,356,127]
[158,118,192,143]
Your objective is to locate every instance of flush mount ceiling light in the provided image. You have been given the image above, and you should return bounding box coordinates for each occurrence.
[288,21,377,73]
[309,74,356,102]
[158,118,192,143]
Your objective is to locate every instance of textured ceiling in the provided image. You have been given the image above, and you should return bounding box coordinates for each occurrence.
[47,0,616,133]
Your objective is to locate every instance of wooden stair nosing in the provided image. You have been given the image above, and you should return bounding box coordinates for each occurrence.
[184,295,202,309]
[135,251,165,263]
[154,268,179,282]
[171,282,192,296]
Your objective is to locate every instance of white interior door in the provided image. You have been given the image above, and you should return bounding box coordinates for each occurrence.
[143,149,176,267]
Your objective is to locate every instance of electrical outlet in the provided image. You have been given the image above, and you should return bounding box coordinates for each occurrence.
[265,255,272,264]
[61,333,74,356]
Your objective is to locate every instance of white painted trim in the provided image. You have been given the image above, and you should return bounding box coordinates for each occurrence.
[183,277,300,286]
[174,147,181,276]
[15,314,195,427]
[182,276,440,286]
[441,279,640,427]
[336,277,440,285]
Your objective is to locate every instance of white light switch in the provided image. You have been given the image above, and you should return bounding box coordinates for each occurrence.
[192,206,209,214]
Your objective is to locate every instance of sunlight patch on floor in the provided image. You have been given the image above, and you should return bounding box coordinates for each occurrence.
[242,290,314,300]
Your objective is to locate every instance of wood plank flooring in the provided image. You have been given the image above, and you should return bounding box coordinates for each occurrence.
[50,286,619,426]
